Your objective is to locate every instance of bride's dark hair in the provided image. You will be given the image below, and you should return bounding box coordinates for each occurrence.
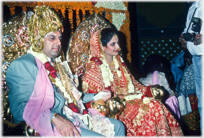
[100,28,119,47]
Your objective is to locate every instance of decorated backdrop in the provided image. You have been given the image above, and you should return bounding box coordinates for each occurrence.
[3,1,132,62]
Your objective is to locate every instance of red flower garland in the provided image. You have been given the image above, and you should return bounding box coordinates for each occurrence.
[90,57,102,65]
[68,103,89,115]
[83,109,89,115]
[44,61,57,78]
[45,61,89,115]
[68,103,80,113]
[105,86,111,91]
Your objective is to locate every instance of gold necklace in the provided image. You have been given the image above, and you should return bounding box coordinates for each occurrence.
[106,59,115,70]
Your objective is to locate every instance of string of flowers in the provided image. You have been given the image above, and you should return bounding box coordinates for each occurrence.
[109,12,112,23]
[9,5,15,16]
[4,2,127,18]
[82,9,86,21]
[76,9,80,26]
[90,55,143,101]
[100,56,135,94]
[68,8,74,34]
[26,47,74,104]
[89,10,94,15]
[106,12,110,21]
[22,3,27,13]
[61,5,66,18]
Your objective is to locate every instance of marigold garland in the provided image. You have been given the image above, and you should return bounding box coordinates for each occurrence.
[82,9,86,21]
[27,47,76,106]
[9,5,15,16]
[76,9,80,26]
[106,12,110,20]
[61,5,66,18]
[22,3,27,12]
[68,8,74,34]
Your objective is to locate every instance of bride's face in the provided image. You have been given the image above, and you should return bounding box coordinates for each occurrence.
[103,34,120,57]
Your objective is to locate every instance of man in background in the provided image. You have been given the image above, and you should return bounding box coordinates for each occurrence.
[178,1,202,134]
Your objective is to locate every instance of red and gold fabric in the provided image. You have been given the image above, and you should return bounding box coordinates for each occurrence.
[181,94,200,132]
[82,30,183,136]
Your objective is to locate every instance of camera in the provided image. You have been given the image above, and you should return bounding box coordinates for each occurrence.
[183,33,196,42]
[183,17,202,42]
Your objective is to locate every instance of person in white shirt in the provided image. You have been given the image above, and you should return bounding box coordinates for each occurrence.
[178,1,202,133]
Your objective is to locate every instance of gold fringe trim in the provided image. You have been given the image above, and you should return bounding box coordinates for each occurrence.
[55,62,77,106]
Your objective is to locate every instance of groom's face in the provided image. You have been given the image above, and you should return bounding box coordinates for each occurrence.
[42,31,62,58]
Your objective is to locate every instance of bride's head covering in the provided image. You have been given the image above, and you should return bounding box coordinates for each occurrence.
[67,13,115,77]
[90,28,119,60]
[90,30,102,59]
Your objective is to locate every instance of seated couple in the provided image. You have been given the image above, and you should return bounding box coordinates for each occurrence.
[6,6,183,136]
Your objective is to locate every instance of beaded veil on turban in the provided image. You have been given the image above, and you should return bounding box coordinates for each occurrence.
[28,6,63,52]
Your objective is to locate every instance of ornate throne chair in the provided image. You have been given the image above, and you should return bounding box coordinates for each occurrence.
[2,11,32,136]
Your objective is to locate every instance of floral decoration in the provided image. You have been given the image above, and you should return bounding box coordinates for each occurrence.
[112,12,126,30]
[44,61,57,78]
[90,57,102,65]
[68,103,80,113]
[124,93,143,101]
[4,1,131,63]
[100,55,135,94]
[95,2,127,10]
[27,47,74,104]
[143,97,150,104]
[83,109,89,115]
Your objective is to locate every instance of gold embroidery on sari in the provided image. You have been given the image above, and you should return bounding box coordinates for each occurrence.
[133,104,149,127]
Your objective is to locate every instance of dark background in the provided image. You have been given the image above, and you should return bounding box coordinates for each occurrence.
[127,2,192,79]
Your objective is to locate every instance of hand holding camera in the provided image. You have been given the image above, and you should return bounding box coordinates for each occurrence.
[178,34,187,50]
[194,34,202,45]
[183,17,202,45]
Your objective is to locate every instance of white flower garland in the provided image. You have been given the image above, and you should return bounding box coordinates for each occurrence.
[112,13,126,30]
[95,2,127,10]
[143,97,150,104]
[100,56,121,87]
[125,93,143,101]
[100,56,135,94]
[94,2,127,31]
[27,47,73,103]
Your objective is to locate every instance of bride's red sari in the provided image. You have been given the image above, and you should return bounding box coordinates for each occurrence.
[82,30,183,136]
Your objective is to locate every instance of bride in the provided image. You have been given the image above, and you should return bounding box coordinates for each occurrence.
[82,27,183,136]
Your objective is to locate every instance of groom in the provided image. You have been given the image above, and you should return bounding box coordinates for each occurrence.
[6,6,125,137]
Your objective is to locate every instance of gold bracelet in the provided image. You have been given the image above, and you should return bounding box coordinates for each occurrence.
[51,113,57,123]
